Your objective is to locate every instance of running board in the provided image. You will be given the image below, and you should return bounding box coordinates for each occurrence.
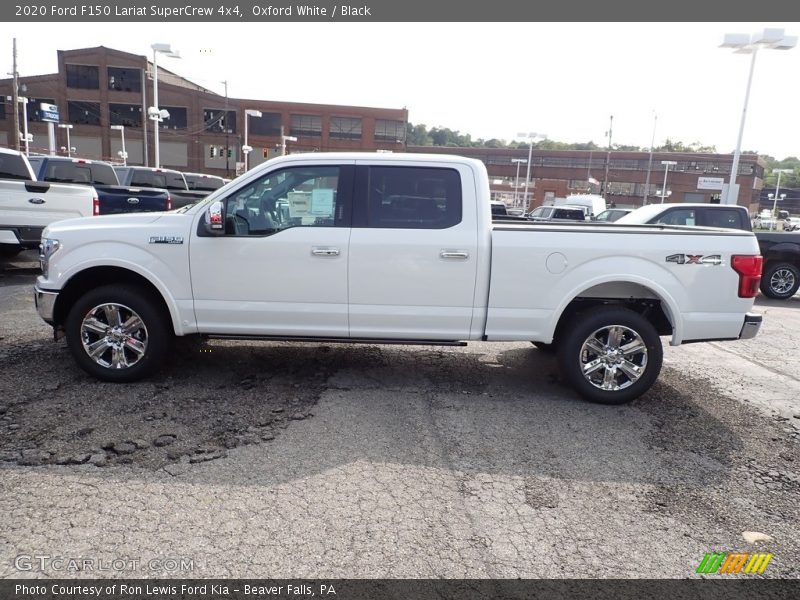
[206,335,468,347]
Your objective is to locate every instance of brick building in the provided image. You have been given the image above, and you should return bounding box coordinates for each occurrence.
[0,46,408,176]
[408,147,767,212]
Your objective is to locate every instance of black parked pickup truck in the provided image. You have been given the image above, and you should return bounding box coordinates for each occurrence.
[617,202,800,299]
[114,167,209,209]
[28,157,171,215]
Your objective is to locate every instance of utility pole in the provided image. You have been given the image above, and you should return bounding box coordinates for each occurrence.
[602,115,613,199]
[11,38,20,152]
[222,80,229,177]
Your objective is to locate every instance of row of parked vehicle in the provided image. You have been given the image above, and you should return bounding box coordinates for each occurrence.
[0,147,226,256]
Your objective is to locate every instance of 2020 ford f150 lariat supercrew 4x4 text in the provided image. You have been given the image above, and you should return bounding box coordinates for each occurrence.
[33,153,764,404]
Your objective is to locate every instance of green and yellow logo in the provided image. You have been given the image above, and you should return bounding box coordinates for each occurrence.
[696,552,773,575]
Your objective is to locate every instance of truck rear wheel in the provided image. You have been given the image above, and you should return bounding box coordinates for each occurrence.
[65,284,171,382]
[760,262,800,300]
[557,306,662,405]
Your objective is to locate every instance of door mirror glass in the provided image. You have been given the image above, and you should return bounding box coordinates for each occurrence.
[204,200,225,236]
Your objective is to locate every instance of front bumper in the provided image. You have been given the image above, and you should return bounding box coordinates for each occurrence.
[739,312,762,340]
[34,286,58,324]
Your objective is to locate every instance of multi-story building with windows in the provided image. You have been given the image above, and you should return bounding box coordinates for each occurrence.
[0,46,408,176]
[408,147,767,212]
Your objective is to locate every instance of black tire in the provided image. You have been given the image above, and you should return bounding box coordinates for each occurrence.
[65,284,171,382]
[557,306,663,405]
[531,341,557,353]
[759,262,800,300]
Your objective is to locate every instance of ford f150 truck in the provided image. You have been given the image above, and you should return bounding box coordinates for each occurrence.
[114,166,208,209]
[33,153,764,404]
[618,203,799,300]
[0,147,97,257]
[28,156,171,215]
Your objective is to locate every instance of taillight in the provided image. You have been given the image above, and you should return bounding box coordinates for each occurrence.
[92,197,100,216]
[167,195,172,211]
[731,255,763,298]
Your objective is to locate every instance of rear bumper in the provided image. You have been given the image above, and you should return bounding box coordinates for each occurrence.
[34,286,58,324]
[739,312,762,340]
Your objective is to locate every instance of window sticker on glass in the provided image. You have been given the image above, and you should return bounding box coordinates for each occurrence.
[311,188,335,216]
[288,191,311,216]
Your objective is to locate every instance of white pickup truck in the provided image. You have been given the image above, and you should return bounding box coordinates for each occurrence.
[34,153,764,404]
[0,147,97,257]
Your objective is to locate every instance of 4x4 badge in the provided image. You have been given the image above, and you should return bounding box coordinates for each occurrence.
[666,254,722,265]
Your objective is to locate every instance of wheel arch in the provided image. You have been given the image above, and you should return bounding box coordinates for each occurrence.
[53,266,177,336]
[551,279,677,346]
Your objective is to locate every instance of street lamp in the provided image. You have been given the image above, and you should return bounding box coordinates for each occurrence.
[767,193,787,230]
[720,28,797,205]
[110,124,127,166]
[660,160,677,203]
[149,43,180,168]
[57,123,73,157]
[770,168,793,230]
[281,134,297,156]
[511,158,527,207]
[517,132,546,211]
[17,96,30,155]
[643,112,657,205]
[242,109,263,171]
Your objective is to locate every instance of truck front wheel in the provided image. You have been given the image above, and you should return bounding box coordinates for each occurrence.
[65,284,171,382]
[760,262,800,300]
[557,307,663,405]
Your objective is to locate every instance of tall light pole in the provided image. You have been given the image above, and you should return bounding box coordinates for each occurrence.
[149,43,180,168]
[511,158,526,207]
[720,28,797,205]
[767,193,786,230]
[602,115,613,199]
[771,168,792,229]
[110,124,127,166]
[517,132,546,211]
[643,112,657,205]
[281,134,297,156]
[57,123,73,157]
[660,160,677,203]
[242,108,262,171]
[17,96,30,155]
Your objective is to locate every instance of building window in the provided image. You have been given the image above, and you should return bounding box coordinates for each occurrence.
[109,103,142,128]
[203,108,236,134]
[330,116,362,140]
[160,106,188,130]
[375,119,406,143]
[26,98,57,122]
[249,112,282,136]
[0,98,5,120]
[66,64,100,89]
[67,101,101,126]
[290,114,321,138]
[108,67,142,92]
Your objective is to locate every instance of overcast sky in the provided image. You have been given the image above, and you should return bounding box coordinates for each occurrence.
[3,22,800,159]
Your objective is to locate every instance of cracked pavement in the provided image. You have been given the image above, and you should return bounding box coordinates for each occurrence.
[1,252,799,578]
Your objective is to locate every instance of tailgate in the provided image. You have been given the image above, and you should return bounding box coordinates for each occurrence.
[97,185,170,214]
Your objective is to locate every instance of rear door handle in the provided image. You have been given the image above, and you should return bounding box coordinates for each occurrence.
[311,247,340,257]
[440,250,469,260]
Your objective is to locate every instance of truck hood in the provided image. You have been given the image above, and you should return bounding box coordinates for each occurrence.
[42,212,188,239]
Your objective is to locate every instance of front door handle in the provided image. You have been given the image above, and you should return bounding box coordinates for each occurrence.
[440,250,469,260]
[311,247,340,257]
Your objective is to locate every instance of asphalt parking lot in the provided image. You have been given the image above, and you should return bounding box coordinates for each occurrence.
[1,251,799,579]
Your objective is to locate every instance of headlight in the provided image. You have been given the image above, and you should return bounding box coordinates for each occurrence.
[39,238,60,278]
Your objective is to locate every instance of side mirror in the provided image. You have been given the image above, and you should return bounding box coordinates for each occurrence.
[203,200,225,236]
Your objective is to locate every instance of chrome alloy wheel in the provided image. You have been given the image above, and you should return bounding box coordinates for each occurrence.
[770,268,796,295]
[578,325,648,391]
[80,303,148,370]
